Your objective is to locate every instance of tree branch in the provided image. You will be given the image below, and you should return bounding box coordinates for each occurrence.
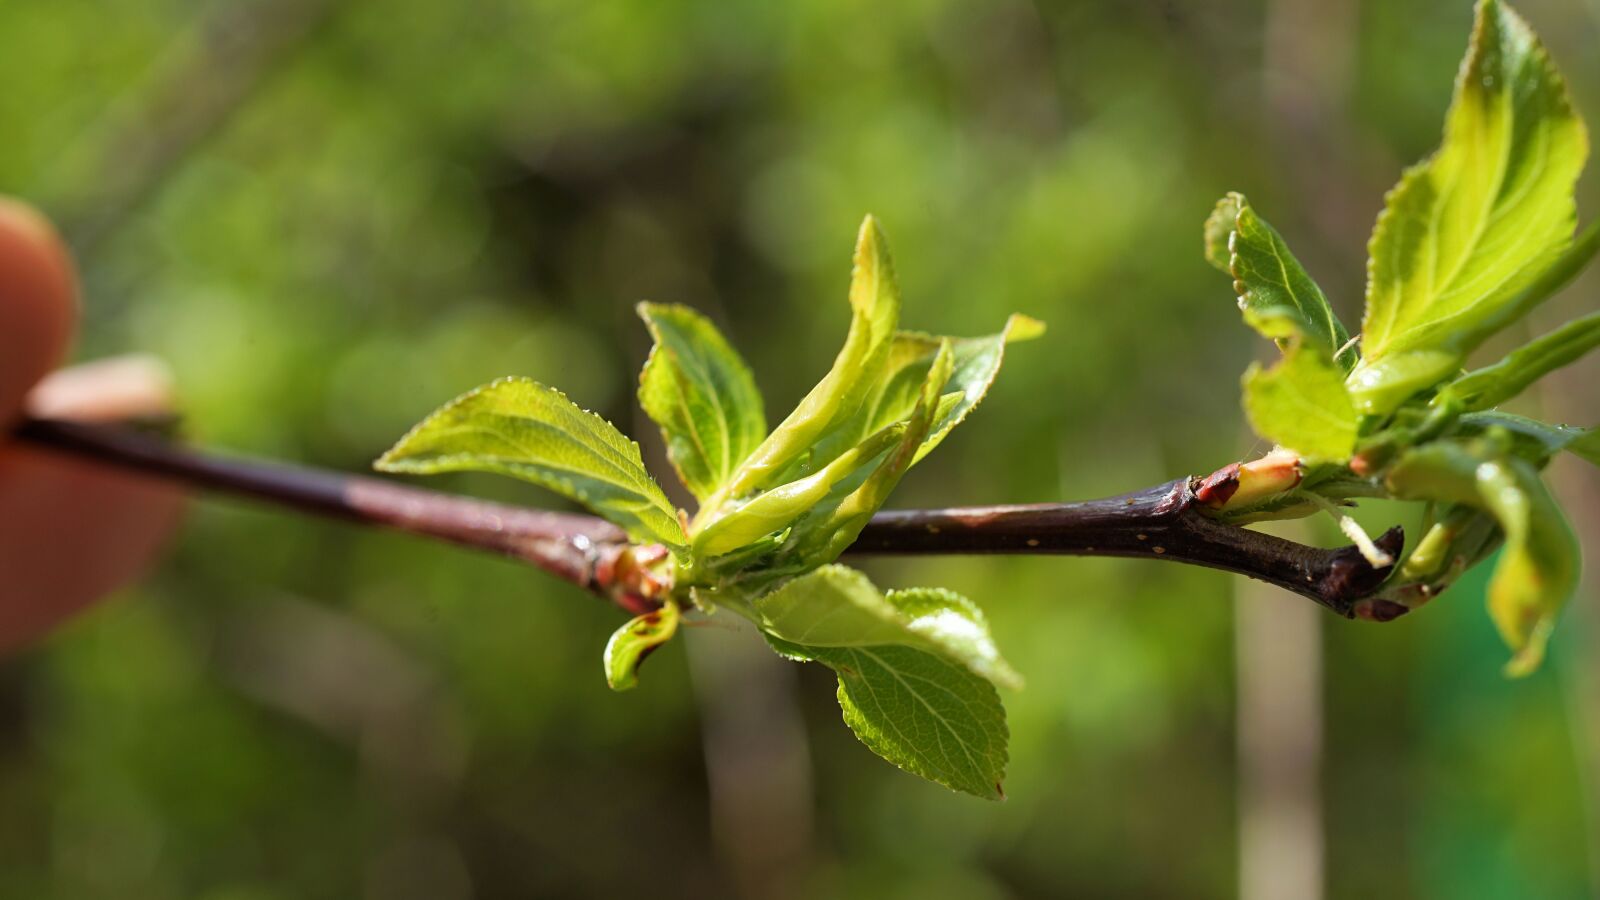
[12,417,1403,618]
[854,481,1404,620]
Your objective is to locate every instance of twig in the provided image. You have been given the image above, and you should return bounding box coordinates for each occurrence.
[12,417,1403,618]
[853,481,1402,618]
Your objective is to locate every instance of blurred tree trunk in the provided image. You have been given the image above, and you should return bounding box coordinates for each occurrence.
[1235,0,1360,897]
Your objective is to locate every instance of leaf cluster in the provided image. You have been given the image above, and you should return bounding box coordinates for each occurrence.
[1206,0,1596,674]
[373,0,1597,799]
[377,215,1040,797]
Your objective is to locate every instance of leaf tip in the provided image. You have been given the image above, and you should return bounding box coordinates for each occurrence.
[1004,314,1047,342]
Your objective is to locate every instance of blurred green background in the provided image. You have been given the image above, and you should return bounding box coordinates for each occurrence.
[3,0,1599,897]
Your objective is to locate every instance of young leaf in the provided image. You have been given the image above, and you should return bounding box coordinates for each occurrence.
[1351,0,1589,415]
[1397,504,1500,586]
[1242,339,1359,460]
[691,423,905,557]
[768,637,1009,799]
[1206,192,1354,367]
[717,215,901,499]
[376,377,688,552]
[1460,411,1592,464]
[1386,438,1580,674]
[885,587,1022,691]
[795,341,955,562]
[753,565,1022,688]
[791,314,1043,480]
[1442,311,1600,411]
[603,603,680,691]
[754,565,914,646]
[1477,457,1579,677]
[637,303,767,501]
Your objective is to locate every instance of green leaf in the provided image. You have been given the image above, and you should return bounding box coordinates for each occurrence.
[1206,192,1354,367]
[1386,438,1579,675]
[1569,428,1600,468]
[1459,411,1591,464]
[755,565,910,644]
[718,215,901,499]
[1443,311,1600,411]
[753,565,1022,689]
[691,423,905,557]
[885,587,1022,691]
[903,315,1045,465]
[637,303,767,501]
[795,314,1043,477]
[1351,0,1589,415]
[768,637,1009,799]
[1242,339,1359,460]
[376,377,688,551]
[603,603,679,691]
[1397,504,1500,587]
[794,341,955,562]
[1476,456,1579,677]
[788,314,1043,483]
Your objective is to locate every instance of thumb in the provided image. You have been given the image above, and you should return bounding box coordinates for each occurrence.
[0,197,77,423]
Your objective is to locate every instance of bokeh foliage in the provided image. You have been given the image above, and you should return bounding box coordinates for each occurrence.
[1,0,1597,897]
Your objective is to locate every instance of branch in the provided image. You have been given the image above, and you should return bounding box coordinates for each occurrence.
[13,417,1403,618]
[854,481,1404,620]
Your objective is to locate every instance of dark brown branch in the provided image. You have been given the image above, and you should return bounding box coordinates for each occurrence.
[15,417,628,603]
[854,480,1404,619]
[12,417,1402,618]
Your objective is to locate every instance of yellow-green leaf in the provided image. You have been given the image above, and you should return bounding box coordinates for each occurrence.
[719,215,901,497]
[603,603,680,691]
[754,565,1022,689]
[637,303,767,502]
[797,341,955,562]
[796,314,1044,477]
[1386,438,1579,675]
[1206,192,1354,367]
[1476,456,1579,677]
[1351,0,1589,415]
[691,423,905,557]
[1242,339,1359,460]
[376,377,687,552]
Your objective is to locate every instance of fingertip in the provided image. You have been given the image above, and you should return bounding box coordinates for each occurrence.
[0,197,77,423]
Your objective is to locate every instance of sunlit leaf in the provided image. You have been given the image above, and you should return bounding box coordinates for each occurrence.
[1350,0,1589,415]
[885,586,1022,690]
[788,314,1041,486]
[1205,192,1354,367]
[793,341,955,562]
[754,565,1022,689]
[691,423,904,557]
[377,377,687,551]
[718,215,901,498]
[767,636,1009,799]
[1242,339,1359,460]
[603,603,680,691]
[637,303,767,501]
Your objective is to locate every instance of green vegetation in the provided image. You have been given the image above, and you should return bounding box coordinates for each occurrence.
[378,0,1598,797]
